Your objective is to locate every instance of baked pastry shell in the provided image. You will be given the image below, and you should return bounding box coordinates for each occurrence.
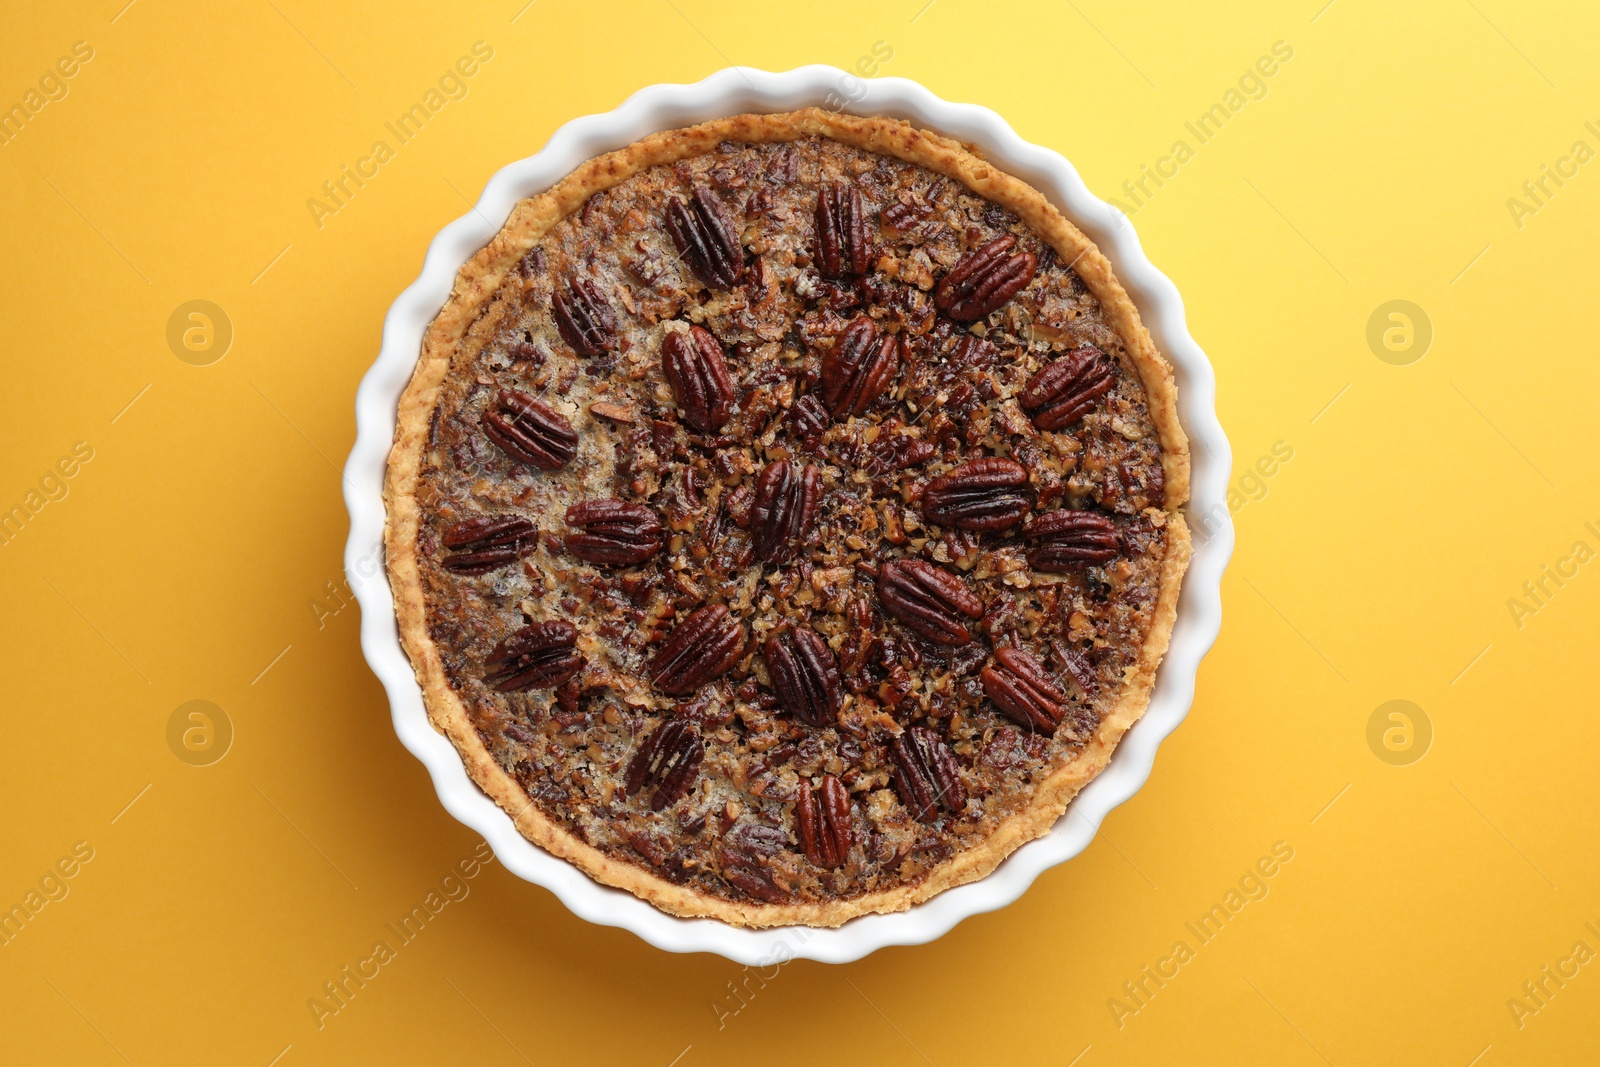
[345,67,1234,963]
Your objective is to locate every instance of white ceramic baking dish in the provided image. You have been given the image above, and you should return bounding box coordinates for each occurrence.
[343,65,1233,965]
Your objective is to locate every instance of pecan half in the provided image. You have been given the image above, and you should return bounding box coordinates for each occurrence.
[482,389,578,470]
[552,277,617,358]
[650,604,746,696]
[1052,638,1097,693]
[890,726,966,822]
[564,500,663,565]
[666,185,745,289]
[441,515,537,575]
[866,430,936,476]
[981,646,1069,732]
[762,627,842,727]
[1023,510,1120,570]
[876,559,985,645]
[796,774,852,868]
[920,456,1034,532]
[934,235,1038,322]
[1020,345,1115,430]
[719,822,787,902]
[483,620,582,691]
[815,182,869,278]
[785,394,829,445]
[821,316,900,416]
[749,458,820,564]
[624,719,704,811]
[662,325,735,433]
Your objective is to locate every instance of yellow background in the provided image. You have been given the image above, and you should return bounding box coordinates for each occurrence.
[3,1,1597,1063]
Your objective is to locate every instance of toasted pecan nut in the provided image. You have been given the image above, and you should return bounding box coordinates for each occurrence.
[749,458,820,564]
[920,456,1033,532]
[484,621,582,692]
[1020,346,1115,430]
[666,185,745,289]
[934,235,1037,322]
[650,604,746,696]
[552,277,618,358]
[624,719,704,811]
[821,315,900,416]
[876,559,985,645]
[815,182,869,278]
[1051,638,1098,693]
[890,726,966,823]
[1023,509,1120,570]
[785,394,829,446]
[440,515,537,575]
[482,389,578,470]
[796,774,852,868]
[762,627,842,728]
[564,500,663,565]
[865,430,936,476]
[981,646,1069,733]
[718,821,787,902]
[662,325,736,433]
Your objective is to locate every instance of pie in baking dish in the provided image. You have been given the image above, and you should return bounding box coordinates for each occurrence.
[385,108,1189,927]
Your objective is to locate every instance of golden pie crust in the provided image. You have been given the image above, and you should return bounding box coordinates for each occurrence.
[384,108,1190,928]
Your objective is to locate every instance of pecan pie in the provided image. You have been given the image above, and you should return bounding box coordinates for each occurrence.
[385,109,1190,927]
